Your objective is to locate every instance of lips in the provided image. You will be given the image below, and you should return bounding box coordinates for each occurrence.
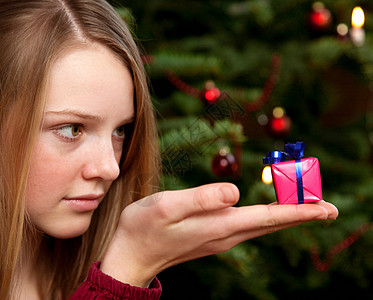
[63,194,103,212]
[64,194,103,201]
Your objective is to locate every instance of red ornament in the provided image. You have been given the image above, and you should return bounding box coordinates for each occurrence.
[307,2,332,33]
[267,115,292,138]
[201,81,220,105]
[212,150,239,177]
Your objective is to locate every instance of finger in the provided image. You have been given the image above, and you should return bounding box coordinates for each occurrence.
[214,202,338,253]
[208,220,305,254]
[154,183,240,221]
[314,201,339,219]
[203,203,337,254]
[268,201,338,220]
[222,202,336,238]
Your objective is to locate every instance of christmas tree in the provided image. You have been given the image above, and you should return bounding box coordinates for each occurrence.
[111,0,373,298]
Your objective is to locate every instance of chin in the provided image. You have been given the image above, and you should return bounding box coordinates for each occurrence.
[40,213,94,239]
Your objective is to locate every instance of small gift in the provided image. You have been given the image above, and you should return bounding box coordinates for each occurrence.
[263,142,322,205]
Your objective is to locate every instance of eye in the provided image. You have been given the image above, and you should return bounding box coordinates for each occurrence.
[112,126,125,139]
[54,124,81,141]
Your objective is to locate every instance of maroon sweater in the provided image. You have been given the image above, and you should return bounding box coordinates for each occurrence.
[69,262,162,300]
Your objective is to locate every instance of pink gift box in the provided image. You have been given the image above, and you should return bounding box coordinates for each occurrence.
[271,157,322,205]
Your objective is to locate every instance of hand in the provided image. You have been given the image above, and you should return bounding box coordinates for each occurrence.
[101,183,338,287]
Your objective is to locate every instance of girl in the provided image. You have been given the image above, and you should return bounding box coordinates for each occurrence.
[0,0,338,299]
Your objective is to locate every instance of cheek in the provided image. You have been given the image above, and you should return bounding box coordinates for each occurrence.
[26,141,74,200]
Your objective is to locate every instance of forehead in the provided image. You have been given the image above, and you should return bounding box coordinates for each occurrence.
[45,43,134,122]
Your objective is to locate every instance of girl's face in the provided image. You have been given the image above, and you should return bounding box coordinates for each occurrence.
[26,43,134,239]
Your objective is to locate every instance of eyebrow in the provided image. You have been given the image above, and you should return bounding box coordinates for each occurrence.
[45,109,135,124]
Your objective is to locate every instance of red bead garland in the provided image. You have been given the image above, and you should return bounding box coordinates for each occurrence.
[310,222,372,272]
[160,54,282,112]
[246,53,282,112]
[165,70,201,98]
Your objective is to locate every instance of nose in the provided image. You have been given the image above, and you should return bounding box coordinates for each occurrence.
[81,139,120,182]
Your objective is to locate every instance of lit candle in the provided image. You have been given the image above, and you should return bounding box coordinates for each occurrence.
[350,6,365,46]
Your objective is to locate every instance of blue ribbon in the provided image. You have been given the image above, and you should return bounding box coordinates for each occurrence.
[263,142,305,204]
[295,160,304,204]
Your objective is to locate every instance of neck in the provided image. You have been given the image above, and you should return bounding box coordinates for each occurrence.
[14,230,44,300]
[17,264,41,300]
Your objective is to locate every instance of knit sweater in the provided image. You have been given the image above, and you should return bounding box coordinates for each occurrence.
[69,262,162,299]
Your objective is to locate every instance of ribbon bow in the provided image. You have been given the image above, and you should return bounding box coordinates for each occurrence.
[262,142,305,165]
[263,142,305,204]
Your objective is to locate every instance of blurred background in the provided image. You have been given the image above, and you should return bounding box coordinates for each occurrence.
[110,0,373,298]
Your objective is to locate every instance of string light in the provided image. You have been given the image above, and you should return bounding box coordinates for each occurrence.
[336,23,349,42]
[351,6,365,27]
[337,23,348,36]
[273,106,285,118]
[350,6,365,46]
[262,166,273,184]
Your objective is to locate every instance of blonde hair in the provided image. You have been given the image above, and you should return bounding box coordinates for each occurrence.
[0,0,159,298]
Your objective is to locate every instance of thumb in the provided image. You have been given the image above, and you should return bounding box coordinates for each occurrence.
[164,183,240,221]
[193,183,240,211]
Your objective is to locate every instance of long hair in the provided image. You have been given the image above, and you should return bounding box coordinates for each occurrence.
[0,0,160,298]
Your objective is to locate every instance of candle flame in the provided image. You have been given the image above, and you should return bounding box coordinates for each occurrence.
[352,7,365,28]
[262,166,273,185]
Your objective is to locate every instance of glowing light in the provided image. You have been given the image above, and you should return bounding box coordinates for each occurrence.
[262,166,273,185]
[351,7,365,28]
[273,106,285,118]
[350,7,365,46]
[337,23,348,36]
[218,147,229,156]
[257,113,269,126]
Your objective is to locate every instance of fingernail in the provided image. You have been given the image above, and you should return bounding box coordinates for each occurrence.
[219,186,236,203]
[329,214,338,220]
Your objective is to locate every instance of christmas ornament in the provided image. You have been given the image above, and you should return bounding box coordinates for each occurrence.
[201,81,221,105]
[212,148,239,177]
[307,2,332,33]
[267,107,292,138]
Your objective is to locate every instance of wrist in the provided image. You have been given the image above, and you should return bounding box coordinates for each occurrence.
[100,232,158,288]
